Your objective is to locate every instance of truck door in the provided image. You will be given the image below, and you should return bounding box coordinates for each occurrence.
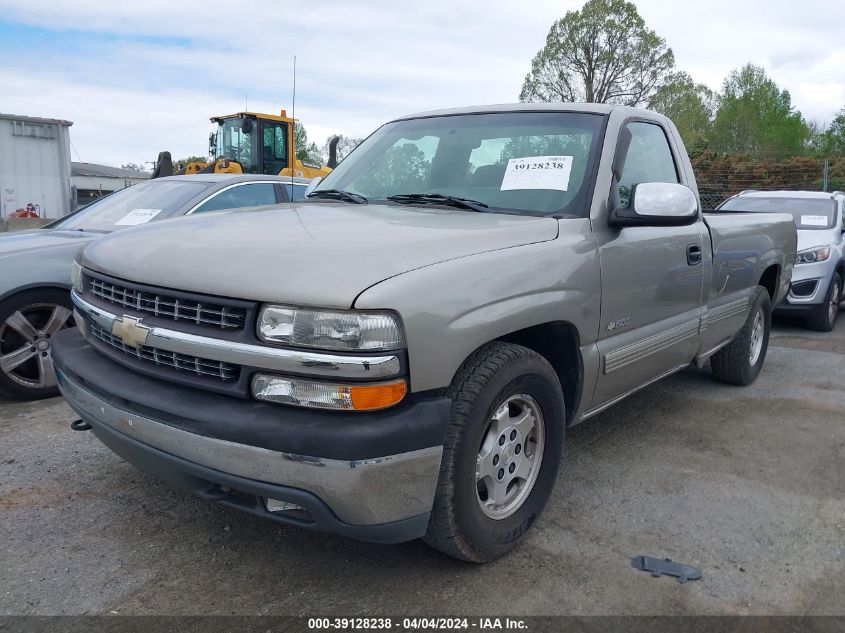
[590,121,705,411]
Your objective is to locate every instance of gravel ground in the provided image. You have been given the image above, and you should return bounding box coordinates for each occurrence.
[1,315,843,616]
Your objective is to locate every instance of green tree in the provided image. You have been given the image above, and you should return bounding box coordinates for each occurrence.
[811,107,845,156]
[648,72,716,157]
[323,135,364,163]
[710,64,810,157]
[294,122,323,165]
[520,0,675,106]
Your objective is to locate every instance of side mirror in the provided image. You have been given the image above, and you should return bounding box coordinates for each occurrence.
[208,133,216,158]
[304,177,322,198]
[610,182,698,227]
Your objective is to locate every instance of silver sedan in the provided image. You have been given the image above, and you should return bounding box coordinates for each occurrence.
[0,173,310,400]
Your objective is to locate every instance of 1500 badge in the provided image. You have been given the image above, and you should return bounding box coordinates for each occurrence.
[606,317,630,331]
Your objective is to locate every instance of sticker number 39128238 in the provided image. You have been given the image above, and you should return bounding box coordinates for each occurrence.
[500,156,573,192]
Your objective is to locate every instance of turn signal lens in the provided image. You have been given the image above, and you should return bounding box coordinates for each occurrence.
[71,261,84,293]
[252,374,407,411]
[349,382,408,411]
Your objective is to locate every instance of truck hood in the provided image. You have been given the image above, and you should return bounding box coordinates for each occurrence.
[81,203,559,308]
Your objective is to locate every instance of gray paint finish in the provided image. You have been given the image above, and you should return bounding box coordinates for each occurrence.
[81,204,560,309]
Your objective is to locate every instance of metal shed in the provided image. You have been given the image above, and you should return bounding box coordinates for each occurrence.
[0,113,73,221]
[71,162,149,209]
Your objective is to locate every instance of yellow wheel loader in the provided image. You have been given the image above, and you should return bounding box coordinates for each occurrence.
[152,110,339,179]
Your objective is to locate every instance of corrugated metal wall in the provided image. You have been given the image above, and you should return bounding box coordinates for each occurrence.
[0,116,72,220]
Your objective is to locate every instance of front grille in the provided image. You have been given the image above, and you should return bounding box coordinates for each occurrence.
[89,320,239,382]
[89,277,247,331]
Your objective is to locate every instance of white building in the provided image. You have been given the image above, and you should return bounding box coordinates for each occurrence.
[71,162,149,208]
[0,113,73,220]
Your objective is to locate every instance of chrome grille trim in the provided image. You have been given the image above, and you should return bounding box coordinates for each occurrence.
[72,291,402,380]
[89,277,247,330]
[88,320,239,381]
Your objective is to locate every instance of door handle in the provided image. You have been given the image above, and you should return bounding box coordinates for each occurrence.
[687,244,702,266]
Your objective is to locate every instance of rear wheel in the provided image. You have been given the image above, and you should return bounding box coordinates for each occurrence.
[806,273,841,332]
[424,342,565,562]
[0,289,74,400]
[711,286,771,386]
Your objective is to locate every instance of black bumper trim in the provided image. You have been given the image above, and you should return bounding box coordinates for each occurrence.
[52,328,451,461]
[83,412,429,544]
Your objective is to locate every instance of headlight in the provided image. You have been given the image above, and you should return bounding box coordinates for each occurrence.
[258,305,404,352]
[795,246,831,265]
[252,374,407,411]
[70,261,84,293]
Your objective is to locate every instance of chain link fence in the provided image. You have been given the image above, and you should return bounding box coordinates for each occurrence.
[692,154,844,209]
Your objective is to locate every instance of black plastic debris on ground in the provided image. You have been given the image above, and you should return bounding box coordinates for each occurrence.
[630,555,702,583]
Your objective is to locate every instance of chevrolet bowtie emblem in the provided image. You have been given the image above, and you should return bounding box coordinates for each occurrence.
[111,315,151,348]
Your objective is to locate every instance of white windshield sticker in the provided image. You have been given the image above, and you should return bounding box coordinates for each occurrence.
[800,214,828,227]
[500,156,573,191]
[115,209,162,226]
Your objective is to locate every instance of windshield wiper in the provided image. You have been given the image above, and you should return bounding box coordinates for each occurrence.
[387,193,489,213]
[307,189,368,204]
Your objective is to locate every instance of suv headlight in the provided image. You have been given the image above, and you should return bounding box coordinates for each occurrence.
[257,305,405,352]
[795,246,831,265]
[70,261,84,293]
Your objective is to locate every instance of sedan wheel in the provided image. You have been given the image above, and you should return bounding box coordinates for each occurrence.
[0,291,74,400]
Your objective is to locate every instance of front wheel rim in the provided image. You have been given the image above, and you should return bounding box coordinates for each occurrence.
[0,303,73,390]
[475,393,545,520]
[749,308,765,366]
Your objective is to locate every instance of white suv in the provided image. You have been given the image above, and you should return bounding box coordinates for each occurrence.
[718,190,845,331]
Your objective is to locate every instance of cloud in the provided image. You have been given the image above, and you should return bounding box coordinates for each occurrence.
[0,0,842,165]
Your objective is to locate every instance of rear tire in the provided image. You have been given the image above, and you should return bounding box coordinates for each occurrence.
[424,342,565,563]
[805,273,841,332]
[711,286,771,386]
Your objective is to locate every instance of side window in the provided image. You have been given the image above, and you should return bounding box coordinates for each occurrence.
[285,183,308,201]
[262,121,288,175]
[618,122,678,207]
[193,183,278,214]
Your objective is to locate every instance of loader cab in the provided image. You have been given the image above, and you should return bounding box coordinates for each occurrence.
[211,114,290,175]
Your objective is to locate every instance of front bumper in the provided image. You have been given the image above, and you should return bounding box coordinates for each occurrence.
[778,258,837,311]
[53,329,450,543]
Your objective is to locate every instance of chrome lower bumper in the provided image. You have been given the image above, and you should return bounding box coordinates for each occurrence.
[57,368,443,526]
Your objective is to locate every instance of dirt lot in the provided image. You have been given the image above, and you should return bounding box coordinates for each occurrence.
[1,316,843,616]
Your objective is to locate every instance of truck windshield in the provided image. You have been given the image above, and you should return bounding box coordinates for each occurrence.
[314,112,605,215]
[50,180,211,232]
[215,118,259,173]
[719,197,836,230]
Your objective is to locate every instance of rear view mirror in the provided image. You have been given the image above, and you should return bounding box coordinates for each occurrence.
[610,182,698,227]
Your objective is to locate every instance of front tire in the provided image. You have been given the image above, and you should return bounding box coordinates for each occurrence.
[0,289,75,400]
[806,273,841,332]
[424,342,565,562]
[711,286,771,386]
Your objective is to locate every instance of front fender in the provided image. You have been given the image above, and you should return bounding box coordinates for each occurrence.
[354,219,602,392]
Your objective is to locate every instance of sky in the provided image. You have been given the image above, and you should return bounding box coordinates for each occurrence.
[0,0,843,168]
